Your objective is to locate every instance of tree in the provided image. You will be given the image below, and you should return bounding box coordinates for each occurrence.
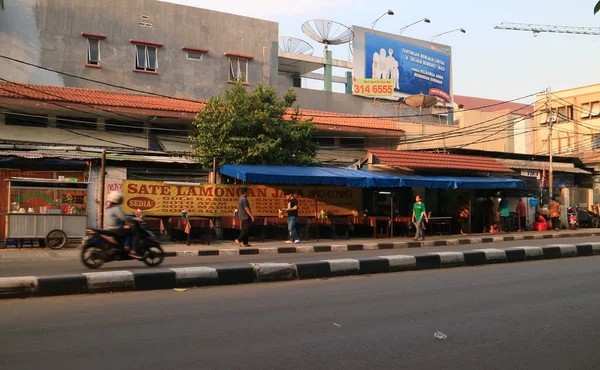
[191,82,318,167]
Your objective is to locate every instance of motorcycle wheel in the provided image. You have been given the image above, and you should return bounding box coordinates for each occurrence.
[142,243,164,267]
[81,244,106,269]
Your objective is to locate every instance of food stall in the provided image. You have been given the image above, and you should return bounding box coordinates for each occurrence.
[4,177,89,249]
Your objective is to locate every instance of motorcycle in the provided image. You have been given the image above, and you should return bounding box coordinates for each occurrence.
[567,206,578,230]
[80,218,164,269]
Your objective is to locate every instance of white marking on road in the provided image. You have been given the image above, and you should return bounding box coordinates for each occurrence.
[219,249,240,256]
[474,248,507,262]
[323,259,360,273]
[0,276,38,295]
[379,255,417,271]
[170,267,218,282]
[428,252,465,266]
[83,271,134,291]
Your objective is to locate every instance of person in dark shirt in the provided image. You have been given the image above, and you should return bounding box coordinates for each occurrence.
[235,187,254,247]
[516,198,527,231]
[281,191,299,244]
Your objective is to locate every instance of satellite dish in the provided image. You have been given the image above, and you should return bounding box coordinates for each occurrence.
[278,36,314,55]
[404,94,438,109]
[301,19,355,49]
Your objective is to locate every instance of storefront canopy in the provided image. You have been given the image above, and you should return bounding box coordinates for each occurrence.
[220,164,404,187]
[220,165,525,189]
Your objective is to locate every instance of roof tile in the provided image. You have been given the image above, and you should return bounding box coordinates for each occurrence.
[369,149,514,173]
[0,82,404,132]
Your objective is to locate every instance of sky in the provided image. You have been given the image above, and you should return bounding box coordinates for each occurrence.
[164,0,600,102]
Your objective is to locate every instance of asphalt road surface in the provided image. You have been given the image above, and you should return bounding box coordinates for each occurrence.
[1,235,600,277]
[2,257,600,369]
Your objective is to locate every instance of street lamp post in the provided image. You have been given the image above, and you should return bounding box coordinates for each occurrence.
[430,28,466,41]
[372,9,394,29]
[399,18,431,34]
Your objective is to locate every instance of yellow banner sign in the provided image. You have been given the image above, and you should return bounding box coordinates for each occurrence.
[353,78,394,96]
[121,181,363,217]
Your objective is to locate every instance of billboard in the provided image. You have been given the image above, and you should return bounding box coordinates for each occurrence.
[365,33,451,103]
[121,180,363,217]
[352,26,453,105]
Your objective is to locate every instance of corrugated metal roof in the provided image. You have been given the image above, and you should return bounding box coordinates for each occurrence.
[495,158,591,175]
[0,150,198,164]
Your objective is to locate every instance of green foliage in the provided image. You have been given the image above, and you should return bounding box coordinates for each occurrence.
[596,1,600,14]
[191,82,319,167]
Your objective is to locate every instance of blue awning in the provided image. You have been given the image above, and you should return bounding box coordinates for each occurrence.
[220,164,404,187]
[220,165,525,189]
[449,176,525,189]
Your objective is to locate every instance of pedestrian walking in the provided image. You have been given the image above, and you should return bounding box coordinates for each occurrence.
[548,198,561,231]
[234,187,254,247]
[499,195,510,233]
[412,195,429,241]
[516,198,527,231]
[281,191,299,244]
[483,196,495,233]
[457,196,469,235]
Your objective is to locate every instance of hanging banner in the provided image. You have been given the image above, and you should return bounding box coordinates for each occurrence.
[121,180,363,217]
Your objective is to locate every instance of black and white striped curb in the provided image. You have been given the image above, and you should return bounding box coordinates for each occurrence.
[165,231,600,257]
[2,243,599,299]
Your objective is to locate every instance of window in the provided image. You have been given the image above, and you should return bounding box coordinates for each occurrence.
[556,106,573,122]
[150,122,189,136]
[5,113,48,127]
[135,45,158,72]
[592,134,600,149]
[581,103,591,119]
[105,119,144,134]
[314,137,335,147]
[86,38,100,65]
[56,116,97,130]
[340,138,365,148]
[186,51,203,61]
[228,57,248,83]
[591,101,600,117]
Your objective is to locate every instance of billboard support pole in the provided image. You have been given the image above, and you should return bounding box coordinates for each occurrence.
[324,50,333,92]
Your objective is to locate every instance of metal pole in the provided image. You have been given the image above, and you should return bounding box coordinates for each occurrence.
[99,149,106,228]
[212,157,217,184]
[314,186,319,241]
[547,88,554,200]
[390,193,394,238]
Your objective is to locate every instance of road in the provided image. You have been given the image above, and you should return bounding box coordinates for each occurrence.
[2,257,600,369]
[1,235,599,277]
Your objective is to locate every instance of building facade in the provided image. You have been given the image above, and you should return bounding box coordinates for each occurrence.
[0,0,279,99]
[533,84,600,204]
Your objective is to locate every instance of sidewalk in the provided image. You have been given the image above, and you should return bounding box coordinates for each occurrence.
[1,228,598,261]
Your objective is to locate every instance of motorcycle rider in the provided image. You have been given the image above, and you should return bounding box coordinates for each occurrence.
[105,191,141,258]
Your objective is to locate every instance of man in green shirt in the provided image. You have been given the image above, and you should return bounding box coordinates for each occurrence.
[499,197,510,233]
[412,195,429,241]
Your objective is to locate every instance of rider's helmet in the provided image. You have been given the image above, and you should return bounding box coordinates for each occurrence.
[107,191,123,205]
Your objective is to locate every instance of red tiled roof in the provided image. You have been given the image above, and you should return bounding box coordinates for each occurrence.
[286,109,403,132]
[0,82,204,112]
[454,95,534,116]
[368,149,514,173]
[0,82,404,132]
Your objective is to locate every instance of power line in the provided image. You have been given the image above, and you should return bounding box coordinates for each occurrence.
[0,109,190,134]
[0,54,543,119]
[0,78,157,124]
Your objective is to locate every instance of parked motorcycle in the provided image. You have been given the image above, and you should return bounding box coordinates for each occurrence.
[567,206,578,230]
[80,219,164,269]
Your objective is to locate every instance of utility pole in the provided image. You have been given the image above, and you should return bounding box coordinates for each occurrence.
[99,149,106,228]
[545,88,554,200]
